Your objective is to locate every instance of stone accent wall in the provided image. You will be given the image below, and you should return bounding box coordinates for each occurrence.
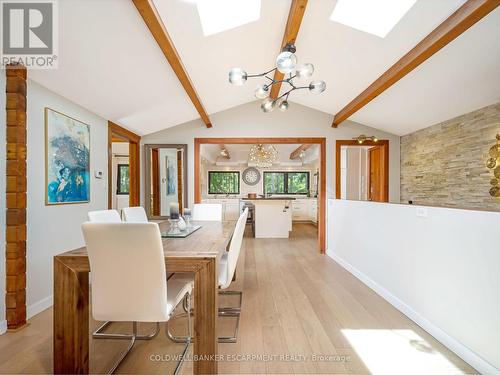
[401,103,500,211]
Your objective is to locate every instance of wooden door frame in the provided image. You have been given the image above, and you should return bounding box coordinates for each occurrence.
[335,140,389,202]
[143,144,188,220]
[108,122,141,208]
[194,137,327,254]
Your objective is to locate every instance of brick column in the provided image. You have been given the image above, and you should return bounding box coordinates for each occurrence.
[5,63,27,330]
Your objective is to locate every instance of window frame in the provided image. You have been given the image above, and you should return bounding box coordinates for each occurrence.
[208,171,241,195]
[116,163,130,195]
[263,171,310,195]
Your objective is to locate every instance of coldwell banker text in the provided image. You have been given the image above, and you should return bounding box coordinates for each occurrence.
[1,0,58,69]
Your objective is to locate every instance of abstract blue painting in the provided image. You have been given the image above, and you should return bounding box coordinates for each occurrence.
[45,108,90,205]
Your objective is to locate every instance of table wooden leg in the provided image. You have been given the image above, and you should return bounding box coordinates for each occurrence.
[193,258,218,374]
[53,258,89,374]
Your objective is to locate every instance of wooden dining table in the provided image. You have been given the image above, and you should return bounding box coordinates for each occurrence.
[53,220,235,375]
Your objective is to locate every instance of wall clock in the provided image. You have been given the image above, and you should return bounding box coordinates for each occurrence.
[242,167,261,186]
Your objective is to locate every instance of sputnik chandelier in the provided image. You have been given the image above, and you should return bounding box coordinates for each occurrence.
[228,43,326,113]
[248,144,278,168]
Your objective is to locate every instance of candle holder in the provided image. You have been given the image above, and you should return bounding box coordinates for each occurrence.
[184,215,192,229]
[168,219,181,235]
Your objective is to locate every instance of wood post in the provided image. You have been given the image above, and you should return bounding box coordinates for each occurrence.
[5,63,27,329]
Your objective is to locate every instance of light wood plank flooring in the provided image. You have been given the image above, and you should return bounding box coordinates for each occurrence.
[0,224,476,374]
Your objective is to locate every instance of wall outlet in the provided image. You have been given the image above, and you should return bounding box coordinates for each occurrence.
[416,207,428,218]
[94,170,103,179]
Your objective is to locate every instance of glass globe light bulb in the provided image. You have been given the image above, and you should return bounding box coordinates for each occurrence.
[261,98,275,113]
[278,100,289,112]
[373,136,379,143]
[276,51,297,74]
[228,68,247,85]
[254,84,269,99]
[309,80,326,94]
[296,63,314,79]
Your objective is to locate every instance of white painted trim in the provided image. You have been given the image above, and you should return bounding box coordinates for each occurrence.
[27,295,53,320]
[0,320,7,335]
[326,249,500,375]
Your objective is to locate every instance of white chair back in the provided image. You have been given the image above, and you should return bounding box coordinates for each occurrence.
[122,206,148,223]
[192,203,223,221]
[221,208,248,289]
[81,222,169,322]
[87,209,121,223]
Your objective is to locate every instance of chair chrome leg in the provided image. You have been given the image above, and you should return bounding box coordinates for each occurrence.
[173,294,192,375]
[218,290,242,313]
[93,321,160,340]
[217,310,240,343]
[106,321,137,374]
[167,294,193,343]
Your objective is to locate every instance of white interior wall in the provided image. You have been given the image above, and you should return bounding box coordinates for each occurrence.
[341,146,370,201]
[26,80,108,317]
[0,72,6,333]
[328,199,500,374]
[141,101,401,219]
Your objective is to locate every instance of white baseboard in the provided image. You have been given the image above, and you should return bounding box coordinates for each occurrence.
[326,249,499,375]
[27,295,53,320]
[0,319,6,335]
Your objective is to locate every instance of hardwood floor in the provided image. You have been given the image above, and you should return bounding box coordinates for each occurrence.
[0,224,476,374]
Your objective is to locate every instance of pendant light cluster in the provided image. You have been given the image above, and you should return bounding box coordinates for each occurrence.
[228,44,326,113]
[248,144,278,168]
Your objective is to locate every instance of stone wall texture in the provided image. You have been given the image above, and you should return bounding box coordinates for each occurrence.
[401,102,500,211]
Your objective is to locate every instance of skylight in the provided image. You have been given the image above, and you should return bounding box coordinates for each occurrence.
[329,0,417,38]
[195,0,261,37]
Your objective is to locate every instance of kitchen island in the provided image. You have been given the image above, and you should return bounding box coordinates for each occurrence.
[242,198,294,238]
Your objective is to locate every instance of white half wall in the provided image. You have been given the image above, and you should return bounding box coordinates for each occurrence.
[327,199,500,373]
[0,72,6,333]
[141,101,401,211]
[26,80,109,316]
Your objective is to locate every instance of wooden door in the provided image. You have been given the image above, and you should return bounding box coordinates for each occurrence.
[369,147,383,202]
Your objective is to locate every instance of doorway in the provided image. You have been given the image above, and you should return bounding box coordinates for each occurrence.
[335,140,389,202]
[194,138,326,253]
[107,122,141,208]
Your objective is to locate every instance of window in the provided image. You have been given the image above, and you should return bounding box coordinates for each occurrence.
[208,171,240,194]
[117,164,129,195]
[329,0,416,38]
[264,172,309,195]
[196,0,261,36]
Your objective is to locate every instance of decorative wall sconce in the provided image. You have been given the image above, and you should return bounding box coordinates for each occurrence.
[487,133,500,197]
[352,134,378,144]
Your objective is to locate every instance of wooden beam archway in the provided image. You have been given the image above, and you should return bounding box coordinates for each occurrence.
[194,137,326,253]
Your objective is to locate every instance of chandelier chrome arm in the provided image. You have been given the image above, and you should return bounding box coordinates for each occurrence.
[228,44,325,113]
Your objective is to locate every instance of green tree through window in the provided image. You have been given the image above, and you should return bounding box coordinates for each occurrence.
[117,164,129,195]
[264,172,309,195]
[209,171,240,194]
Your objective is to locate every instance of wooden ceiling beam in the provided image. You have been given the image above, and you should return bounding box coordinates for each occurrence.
[132,0,212,128]
[290,144,311,159]
[270,0,308,99]
[332,0,499,127]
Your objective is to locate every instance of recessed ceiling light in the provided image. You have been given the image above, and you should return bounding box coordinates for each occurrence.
[195,0,261,37]
[330,0,417,38]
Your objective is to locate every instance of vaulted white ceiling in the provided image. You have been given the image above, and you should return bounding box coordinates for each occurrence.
[28,0,500,136]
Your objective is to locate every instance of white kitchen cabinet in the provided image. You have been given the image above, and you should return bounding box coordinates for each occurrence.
[292,198,317,222]
[200,199,240,220]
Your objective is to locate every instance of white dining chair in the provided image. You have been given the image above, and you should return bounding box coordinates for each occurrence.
[168,207,248,344]
[122,206,148,223]
[87,209,121,223]
[192,203,223,221]
[81,222,192,375]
